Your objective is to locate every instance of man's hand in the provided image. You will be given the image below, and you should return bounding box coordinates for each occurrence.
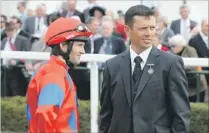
[9,60,17,66]
[34,63,41,70]
[25,63,33,71]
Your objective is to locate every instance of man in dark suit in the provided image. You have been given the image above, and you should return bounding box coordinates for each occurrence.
[189,18,209,101]
[94,20,126,54]
[1,14,7,41]
[99,5,190,133]
[189,19,209,58]
[61,0,84,22]
[23,4,48,44]
[1,22,29,97]
[11,16,30,38]
[170,4,197,40]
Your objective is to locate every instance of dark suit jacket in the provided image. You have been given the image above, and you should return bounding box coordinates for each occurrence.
[23,16,48,34]
[1,29,6,41]
[94,36,126,54]
[99,46,190,133]
[188,33,209,58]
[1,29,31,42]
[159,28,174,47]
[1,35,29,51]
[188,33,209,84]
[61,10,84,23]
[170,19,197,35]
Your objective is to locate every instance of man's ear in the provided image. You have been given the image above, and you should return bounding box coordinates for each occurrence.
[124,25,131,37]
[59,43,68,52]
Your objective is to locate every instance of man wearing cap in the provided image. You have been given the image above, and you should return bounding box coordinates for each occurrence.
[26,17,92,133]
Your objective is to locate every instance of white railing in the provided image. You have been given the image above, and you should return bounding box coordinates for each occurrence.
[1,51,209,132]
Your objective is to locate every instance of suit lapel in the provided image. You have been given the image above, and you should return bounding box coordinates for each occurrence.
[177,20,181,34]
[110,37,116,54]
[32,17,36,34]
[97,37,104,53]
[134,47,160,101]
[14,36,21,51]
[120,50,132,106]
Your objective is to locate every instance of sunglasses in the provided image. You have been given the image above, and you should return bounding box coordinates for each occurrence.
[47,23,90,43]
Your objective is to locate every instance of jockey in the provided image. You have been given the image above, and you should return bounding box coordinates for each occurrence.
[26,17,92,133]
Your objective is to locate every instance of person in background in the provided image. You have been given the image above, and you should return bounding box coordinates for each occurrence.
[61,0,84,22]
[27,9,35,17]
[115,10,127,41]
[189,18,209,101]
[83,0,97,22]
[170,4,197,41]
[152,33,169,51]
[89,5,106,24]
[10,16,31,39]
[94,20,126,55]
[1,14,7,40]
[169,34,208,102]
[1,22,29,97]
[157,16,174,47]
[25,29,51,72]
[17,2,28,26]
[24,3,48,44]
[85,17,102,53]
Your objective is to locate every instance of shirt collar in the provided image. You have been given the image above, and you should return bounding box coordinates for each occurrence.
[16,29,21,35]
[200,31,208,40]
[49,56,69,70]
[130,45,152,64]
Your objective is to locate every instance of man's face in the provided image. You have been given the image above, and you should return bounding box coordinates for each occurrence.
[94,10,103,19]
[102,22,114,37]
[125,16,156,49]
[202,20,209,36]
[68,0,76,11]
[36,6,46,17]
[0,16,6,28]
[6,30,16,38]
[180,7,189,19]
[87,20,100,34]
[11,19,20,30]
[17,5,24,13]
[69,41,85,65]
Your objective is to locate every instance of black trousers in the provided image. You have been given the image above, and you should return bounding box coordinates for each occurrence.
[1,66,29,97]
[189,91,205,102]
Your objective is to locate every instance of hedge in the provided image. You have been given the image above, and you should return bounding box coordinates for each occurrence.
[1,96,209,133]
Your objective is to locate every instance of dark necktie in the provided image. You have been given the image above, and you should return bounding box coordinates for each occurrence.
[133,56,142,85]
[37,17,40,31]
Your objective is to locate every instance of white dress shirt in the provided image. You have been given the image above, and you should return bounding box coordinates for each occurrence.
[180,18,191,34]
[33,17,47,38]
[3,35,17,65]
[130,45,152,74]
[180,18,191,41]
[200,31,209,49]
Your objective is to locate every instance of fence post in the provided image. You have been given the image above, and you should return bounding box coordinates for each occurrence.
[90,62,99,132]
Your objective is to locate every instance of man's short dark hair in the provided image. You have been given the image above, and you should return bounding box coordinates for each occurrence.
[5,22,15,31]
[18,2,26,8]
[1,14,7,23]
[11,16,22,24]
[125,5,155,28]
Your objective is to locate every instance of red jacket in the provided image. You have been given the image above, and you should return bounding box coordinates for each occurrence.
[26,56,79,133]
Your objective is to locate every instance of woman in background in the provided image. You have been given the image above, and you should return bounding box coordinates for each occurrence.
[169,34,208,102]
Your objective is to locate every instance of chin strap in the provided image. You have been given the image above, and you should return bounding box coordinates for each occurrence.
[59,41,74,68]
